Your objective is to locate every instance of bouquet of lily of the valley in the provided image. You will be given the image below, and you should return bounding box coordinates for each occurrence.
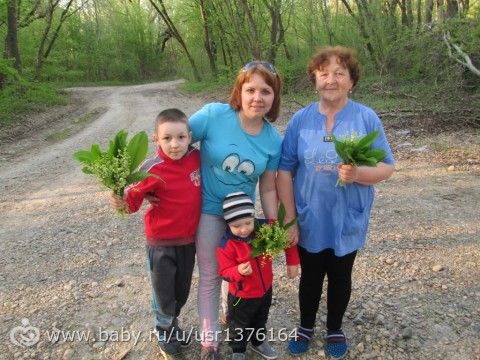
[73,130,150,212]
[333,131,387,186]
[250,203,296,264]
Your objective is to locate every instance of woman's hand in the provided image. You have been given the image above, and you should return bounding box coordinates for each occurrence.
[238,262,252,276]
[109,192,127,211]
[337,164,358,184]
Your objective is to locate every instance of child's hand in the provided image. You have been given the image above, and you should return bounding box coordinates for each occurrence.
[109,192,127,211]
[145,193,161,207]
[238,262,252,276]
[287,223,299,246]
[287,265,300,279]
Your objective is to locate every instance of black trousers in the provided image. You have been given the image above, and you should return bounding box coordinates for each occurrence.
[227,288,272,353]
[298,247,357,331]
[146,243,196,330]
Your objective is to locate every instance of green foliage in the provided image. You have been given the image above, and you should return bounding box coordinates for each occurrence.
[0,59,21,83]
[250,204,297,261]
[333,131,386,167]
[0,83,65,124]
[73,130,150,202]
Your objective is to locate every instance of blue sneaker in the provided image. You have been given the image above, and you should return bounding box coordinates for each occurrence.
[324,330,348,359]
[287,327,314,356]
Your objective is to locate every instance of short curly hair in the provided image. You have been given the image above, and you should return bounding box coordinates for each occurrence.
[228,64,282,122]
[308,46,360,88]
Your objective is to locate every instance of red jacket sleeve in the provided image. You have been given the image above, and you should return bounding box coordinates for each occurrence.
[124,176,158,213]
[216,243,244,283]
[284,244,300,265]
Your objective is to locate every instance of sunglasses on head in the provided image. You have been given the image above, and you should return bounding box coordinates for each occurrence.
[242,61,277,75]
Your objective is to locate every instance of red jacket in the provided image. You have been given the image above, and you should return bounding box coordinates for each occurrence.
[216,226,299,299]
[124,146,201,246]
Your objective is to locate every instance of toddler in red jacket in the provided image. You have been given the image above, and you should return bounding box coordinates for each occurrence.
[216,192,299,360]
[110,108,201,356]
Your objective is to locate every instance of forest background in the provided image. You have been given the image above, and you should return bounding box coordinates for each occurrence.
[0,0,479,126]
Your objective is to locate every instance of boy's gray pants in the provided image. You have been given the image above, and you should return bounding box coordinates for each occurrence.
[146,243,196,330]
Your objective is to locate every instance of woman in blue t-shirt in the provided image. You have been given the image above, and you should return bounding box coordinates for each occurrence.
[189,61,299,359]
[277,46,395,359]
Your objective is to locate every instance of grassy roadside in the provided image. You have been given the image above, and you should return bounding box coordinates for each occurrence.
[0,83,67,125]
[0,78,167,126]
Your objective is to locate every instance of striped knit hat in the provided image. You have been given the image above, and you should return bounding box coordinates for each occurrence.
[223,192,255,224]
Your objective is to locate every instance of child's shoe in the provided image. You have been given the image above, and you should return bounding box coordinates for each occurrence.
[231,352,245,360]
[287,327,314,356]
[173,326,191,347]
[156,327,180,355]
[324,329,348,359]
[251,341,277,359]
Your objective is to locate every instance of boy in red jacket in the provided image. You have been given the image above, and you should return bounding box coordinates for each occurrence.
[110,108,201,356]
[217,192,299,360]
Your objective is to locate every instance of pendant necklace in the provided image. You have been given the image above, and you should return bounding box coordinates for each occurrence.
[323,118,334,142]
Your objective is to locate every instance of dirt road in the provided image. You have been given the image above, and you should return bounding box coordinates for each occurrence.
[0,81,479,360]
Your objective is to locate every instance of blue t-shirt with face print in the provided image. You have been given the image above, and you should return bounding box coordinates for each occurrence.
[189,103,282,215]
[278,100,395,256]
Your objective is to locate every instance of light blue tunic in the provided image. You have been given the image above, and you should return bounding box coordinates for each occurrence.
[278,100,395,256]
[189,103,282,216]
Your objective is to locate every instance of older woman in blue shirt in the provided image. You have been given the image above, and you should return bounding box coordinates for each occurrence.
[277,46,395,359]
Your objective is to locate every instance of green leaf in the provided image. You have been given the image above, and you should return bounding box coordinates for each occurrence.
[81,166,93,174]
[90,144,102,159]
[126,171,149,185]
[250,248,262,258]
[357,131,378,149]
[115,130,128,154]
[108,130,128,157]
[364,149,387,161]
[73,150,95,164]
[277,203,286,227]
[284,217,297,230]
[126,131,148,172]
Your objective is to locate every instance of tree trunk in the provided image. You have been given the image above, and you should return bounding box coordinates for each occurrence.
[426,0,434,24]
[148,0,202,81]
[239,0,261,59]
[35,1,56,79]
[35,0,77,80]
[446,0,459,17]
[198,0,217,76]
[5,0,22,72]
[341,0,381,70]
[262,0,280,64]
[416,0,422,33]
[406,0,414,26]
[437,0,445,22]
[400,0,408,26]
[320,0,335,45]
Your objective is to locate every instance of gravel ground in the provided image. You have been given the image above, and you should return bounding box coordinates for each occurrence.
[0,81,479,360]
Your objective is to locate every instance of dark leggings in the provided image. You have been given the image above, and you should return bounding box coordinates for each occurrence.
[298,247,357,331]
